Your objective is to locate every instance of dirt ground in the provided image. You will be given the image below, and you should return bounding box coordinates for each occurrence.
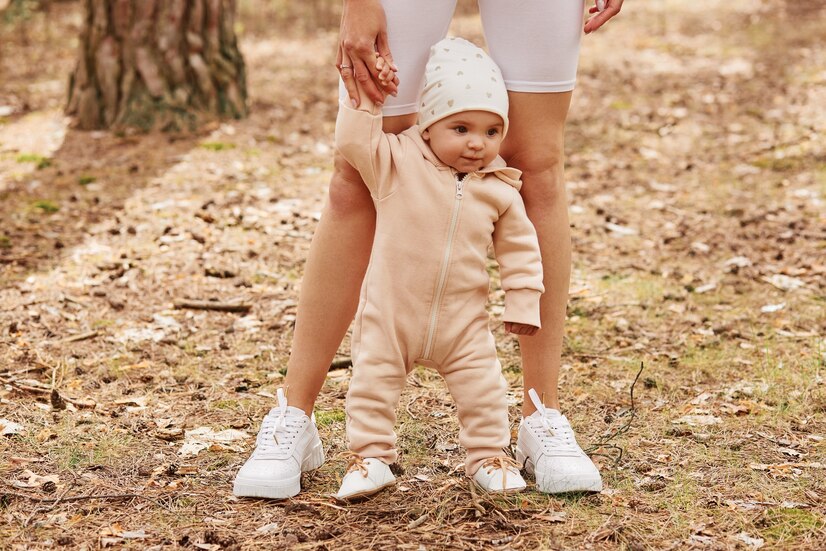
[1,0,825,549]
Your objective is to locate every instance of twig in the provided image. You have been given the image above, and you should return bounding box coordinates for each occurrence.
[61,330,98,343]
[405,395,419,420]
[173,299,251,313]
[585,361,644,464]
[310,500,347,511]
[467,479,485,517]
[330,357,352,369]
[3,380,51,395]
[22,486,73,527]
[585,514,616,544]
[4,491,145,504]
[0,366,45,377]
[407,513,428,529]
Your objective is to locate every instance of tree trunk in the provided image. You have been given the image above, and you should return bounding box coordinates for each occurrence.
[66,0,247,131]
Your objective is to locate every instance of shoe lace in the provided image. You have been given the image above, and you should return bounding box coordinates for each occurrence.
[339,451,370,477]
[527,388,580,454]
[255,388,303,458]
[481,456,521,488]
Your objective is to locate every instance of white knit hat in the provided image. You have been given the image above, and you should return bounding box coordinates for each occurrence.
[418,37,509,136]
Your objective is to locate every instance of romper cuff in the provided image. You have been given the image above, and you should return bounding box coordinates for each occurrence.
[502,289,542,329]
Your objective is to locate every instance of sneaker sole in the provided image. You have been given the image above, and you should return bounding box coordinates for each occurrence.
[233,441,325,499]
[471,479,527,494]
[334,480,396,502]
[515,447,603,494]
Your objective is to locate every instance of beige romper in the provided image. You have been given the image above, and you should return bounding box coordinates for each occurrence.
[335,102,544,475]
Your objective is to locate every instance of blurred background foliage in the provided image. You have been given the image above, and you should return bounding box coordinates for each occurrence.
[1,0,483,35]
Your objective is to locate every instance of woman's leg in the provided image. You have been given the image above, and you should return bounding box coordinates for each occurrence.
[504,91,603,493]
[499,91,573,416]
[284,0,457,414]
[284,115,417,415]
[479,0,584,415]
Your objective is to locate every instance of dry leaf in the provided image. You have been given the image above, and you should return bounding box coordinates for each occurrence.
[0,418,23,435]
[178,427,249,457]
[693,282,717,294]
[605,222,638,236]
[533,512,567,523]
[762,274,805,291]
[114,396,148,407]
[155,428,184,441]
[12,469,59,489]
[734,532,764,549]
[778,447,803,458]
[119,530,148,539]
[719,402,751,416]
[673,414,722,426]
[256,522,280,534]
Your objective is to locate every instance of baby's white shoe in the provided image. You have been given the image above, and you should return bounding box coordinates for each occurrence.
[472,456,526,493]
[334,455,396,501]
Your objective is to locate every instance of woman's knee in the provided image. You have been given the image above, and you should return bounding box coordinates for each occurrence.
[327,153,375,216]
[510,148,567,206]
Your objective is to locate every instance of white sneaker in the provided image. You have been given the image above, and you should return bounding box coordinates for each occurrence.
[334,455,395,501]
[472,456,526,493]
[515,388,603,494]
[233,388,325,499]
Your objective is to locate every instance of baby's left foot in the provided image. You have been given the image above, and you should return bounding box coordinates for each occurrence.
[472,456,526,493]
[334,454,396,502]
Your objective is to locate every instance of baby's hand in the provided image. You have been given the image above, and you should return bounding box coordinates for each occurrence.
[375,54,398,93]
[505,322,539,336]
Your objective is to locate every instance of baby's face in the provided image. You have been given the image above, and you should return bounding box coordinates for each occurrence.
[422,111,504,173]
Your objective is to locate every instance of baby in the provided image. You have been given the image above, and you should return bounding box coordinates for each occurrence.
[333,37,544,500]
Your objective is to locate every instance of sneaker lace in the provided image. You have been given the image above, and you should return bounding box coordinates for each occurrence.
[339,451,370,477]
[255,388,303,458]
[527,388,580,454]
[481,456,521,488]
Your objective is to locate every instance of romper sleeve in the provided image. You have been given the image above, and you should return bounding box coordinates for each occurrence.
[334,98,401,200]
[492,188,545,328]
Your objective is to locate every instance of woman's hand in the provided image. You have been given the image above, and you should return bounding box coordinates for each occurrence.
[584,0,624,34]
[338,0,399,107]
[505,322,539,336]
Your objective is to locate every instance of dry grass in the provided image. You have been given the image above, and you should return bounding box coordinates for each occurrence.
[1,0,825,549]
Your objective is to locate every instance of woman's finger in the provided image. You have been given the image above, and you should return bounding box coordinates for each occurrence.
[354,56,386,104]
[337,50,361,108]
[584,0,623,34]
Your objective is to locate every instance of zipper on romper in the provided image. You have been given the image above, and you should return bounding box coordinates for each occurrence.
[421,172,468,360]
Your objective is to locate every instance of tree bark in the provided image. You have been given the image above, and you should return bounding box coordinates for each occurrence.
[66,0,247,131]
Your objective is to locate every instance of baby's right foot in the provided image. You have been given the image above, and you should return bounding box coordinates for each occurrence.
[472,456,527,493]
[334,454,396,501]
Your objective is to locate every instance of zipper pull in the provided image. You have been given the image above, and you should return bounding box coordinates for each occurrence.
[455,176,464,198]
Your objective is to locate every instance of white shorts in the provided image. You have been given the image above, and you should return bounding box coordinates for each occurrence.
[341,0,585,116]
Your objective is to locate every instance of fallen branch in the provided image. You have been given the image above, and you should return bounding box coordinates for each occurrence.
[173,299,251,313]
[467,478,485,517]
[585,361,644,464]
[3,380,51,395]
[0,366,46,377]
[3,491,144,504]
[407,513,428,529]
[61,330,99,343]
[405,395,419,420]
[2,380,95,409]
[330,357,352,369]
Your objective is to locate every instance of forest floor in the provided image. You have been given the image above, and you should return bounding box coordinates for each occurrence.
[1,0,825,549]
